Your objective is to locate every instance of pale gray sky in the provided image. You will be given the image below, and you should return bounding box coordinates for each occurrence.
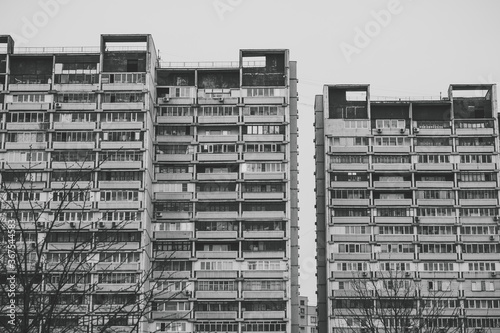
[2,0,500,304]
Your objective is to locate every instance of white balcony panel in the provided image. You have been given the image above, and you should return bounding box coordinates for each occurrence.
[241,211,285,219]
[243,97,285,104]
[244,115,284,123]
[102,83,144,91]
[7,123,49,130]
[330,181,369,188]
[460,216,496,224]
[242,251,285,259]
[156,154,192,162]
[101,102,144,110]
[53,84,98,92]
[196,211,238,219]
[243,192,284,200]
[374,199,412,206]
[458,163,496,170]
[456,146,494,153]
[8,103,51,110]
[243,231,285,239]
[458,181,496,188]
[243,173,285,180]
[196,251,238,259]
[373,181,411,188]
[158,98,194,105]
[196,270,238,279]
[5,142,47,150]
[415,163,453,171]
[415,181,453,188]
[242,291,285,299]
[157,173,193,181]
[416,128,451,135]
[101,122,143,130]
[372,163,412,171]
[154,231,192,239]
[243,134,284,142]
[99,181,141,189]
[58,102,96,110]
[198,116,238,123]
[417,199,454,205]
[332,199,370,206]
[53,142,95,150]
[100,161,142,169]
[460,199,497,206]
[330,164,369,171]
[331,217,370,224]
[54,122,96,130]
[157,116,193,124]
[456,128,494,135]
[196,231,238,239]
[374,216,412,224]
[243,311,285,319]
[198,135,238,142]
[155,251,191,259]
[244,153,285,161]
[196,291,237,299]
[9,83,50,91]
[156,135,193,143]
[98,201,141,209]
[155,192,193,200]
[414,146,452,153]
[329,146,368,153]
[197,153,238,162]
[197,173,238,181]
[197,192,238,200]
[241,271,284,279]
[51,161,95,169]
[372,146,410,153]
[100,141,143,149]
[157,212,191,219]
[195,311,237,319]
[51,181,93,189]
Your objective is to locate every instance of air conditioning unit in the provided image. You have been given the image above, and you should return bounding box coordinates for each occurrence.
[413,127,419,133]
[362,272,368,277]
[405,272,411,277]
[98,222,105,229]
[55,102,62,108]
[112,222,117,229]
[162,97,170,102]
[494,216,499,221]
[491,272,497,277]
[37,222,44,228]
[400,128,405,134]
[185,290,192,297]
[218,97,224,102]
[156,212,162,218]
[490,235,495,241]
[414,217,420,223]
[377,128,382,133]
[70,222,76,228]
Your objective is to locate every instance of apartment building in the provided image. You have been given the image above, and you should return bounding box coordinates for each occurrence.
[299,296,318,333]
[314,84,500,333]
[0,34,299,333]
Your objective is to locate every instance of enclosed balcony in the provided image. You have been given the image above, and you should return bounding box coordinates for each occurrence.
[102,72,146,90]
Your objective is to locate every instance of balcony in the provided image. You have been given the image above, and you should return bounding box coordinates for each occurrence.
[372,146,410,153]
[53,122,96,130]
[243,231,285,239]
[243,134,284,142]
[414,121,451,135]
[372,163,412,171]
[456,145,494,153]
[197,173,237,181]
[374,199,412,206]
[243,172,285,181]
[378,253,414,260]
[101,72,146,91]
[243,311,285,319]
[195,311,237,320]
[100,141,143,149]
[101,102,144,110]
[241,211,285,219]
[51,181,93,189]
[196,291,237,299]
[100,161,142,169]
[459,199,497,206]
[244,153,285,161]
[196,251,238,259]
[154,231,192,239]
[243,96,285,105]
[414,146,452,153]
[332,199,370,206]
[57,102,96,110]
[241,270,284,279]
[101,122,143,130]
[155,251,191,259]
[242,251,285,259]
[198,116,238,124]
[51,161,95,169]
[53,84,98,92]
[458,181,496,188]
[242,291,285,299]
[156,211,192,219]
[244,115,284,123]
[156,154,192,162]
[374,216,412,224]
[152,271,190,279]
[330,163,369,171]
[95,262,140,271]
[157,115,193,124]
[455,119,494,135]
[330,181,369,188]
[157,173,193,181]
[417,199,455,206]
[99,181,142,189]
[196,270,238,279]
[373,181,411,189]
[329,146,368,153]
[415,163,453,171]
[98,201,141,209]
[196,211,238,219]
[8,102,51,110]
[242,192,284,200]
[419,253,456,260]
[151,311,190,320]
[197,191,238,200]
[6,123,50,130]
[197,153,238,162]
[155,192,193,200]
[9,83,50,91]
[419,235,456,242]
[156,135,193,143]
[415,181,453,188]
[196,231,238,239]
[50,201,92,210]
[53,141,95,150]
[376,235,413,242]
[457,163,496,171]
[5,142,47,150]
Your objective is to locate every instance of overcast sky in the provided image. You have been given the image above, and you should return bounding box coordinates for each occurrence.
[1,0,500,305]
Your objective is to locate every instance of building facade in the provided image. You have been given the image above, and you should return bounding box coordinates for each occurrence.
[299,296,318,333]
[315,84,500,333]
[0,34,299,333]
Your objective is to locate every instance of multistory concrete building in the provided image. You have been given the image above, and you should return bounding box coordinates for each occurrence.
[315,84,500,333]
[299,296,318,333]
[0,34,299,333]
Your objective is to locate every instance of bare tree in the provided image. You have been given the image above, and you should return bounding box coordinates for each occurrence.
[0,153,191,333]
[331,270,463,333]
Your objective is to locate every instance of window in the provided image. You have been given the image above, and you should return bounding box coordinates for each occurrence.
[338,243,371,253]
[344,120,369,128]
[245,125,284,135]
[243,183,284,193]
[7,132,45,142]
[416,137,451,146]
[416,190,454,199]
[418,154,450,163]
[99,252,140,263]
[373,136,409,146]
[155,202,192,212]
[53,170,92,182]
[55,113,96,123]
[158,165,188,174]
[246,260,282,270]
[333,208,370,217]
[154,242,191,251]
[471,281,495,291]
[243,221,283,232]
[422,262,454,271]
[331,172,368,182]
[198,281,237,291]
[201,106,237,116]
[56,93,95,103]
[12,94,46,103]
[103,92,143,103]
[242,280,284,291]
[195,322,238,332]
[376,208,410,217]
[6,150,47,162]
[52,150,94,162]
[246,88,275,97]
[102,131,141,141]
[200,261,234,270]
[462,225,496,235]
[331,189,369,199]
[241,321,287,332]
[460,208,496,217]
[418,226,456,235]
[372,155,410,163]
[336,262,368,271]
[468,262,496,271]
[419,243,455,254]
[380,262,410,271]
[199,144,236,153]
[155,280,186,292]
[381,243,415,253]
[6,192,41,201]
[376,119,405,129]
[54,74,98,85]
[458,172,497,182]
[7,112,47,123]
[465,299,500,309]
[417,207,455,217]
[243,163,285,173]
[101,211,141,222]
[331,155,368,164]
[157,126,190,136]
[103,112,139,122]
[330,137,369,147]
[159,106,193,116]
[157,222,192,231]
[459,190,497,199]
[463,244,500,253]
[245,143,284,153]
[57,211,94,222]
[100,191,139,201]
[157,145,190,154]
[379,226,412,235]
[458,137,494,146]
[99,171,142,182]
[101,73,145,84]
[53,132,94,142]
[99,150,142,162]
[460,154,492,163]
[52,190,89,202]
